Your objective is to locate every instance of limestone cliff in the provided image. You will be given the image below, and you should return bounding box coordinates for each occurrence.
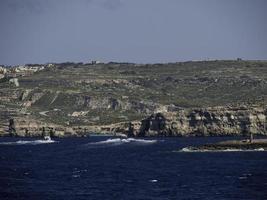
[130,105,267,137]
[5,105,266,137]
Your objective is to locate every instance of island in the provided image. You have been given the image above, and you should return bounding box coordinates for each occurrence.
[0,60,266,137]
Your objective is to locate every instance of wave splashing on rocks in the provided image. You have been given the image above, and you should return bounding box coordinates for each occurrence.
[179,147,266,153]
[0,139,57,145]
[84,138,158,148]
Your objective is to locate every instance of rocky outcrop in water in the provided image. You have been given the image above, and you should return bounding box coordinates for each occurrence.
[8,119,16,136]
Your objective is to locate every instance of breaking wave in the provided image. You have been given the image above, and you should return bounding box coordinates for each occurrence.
[84,138,158,147]
[0,139,57,145]
[178,147,266,153]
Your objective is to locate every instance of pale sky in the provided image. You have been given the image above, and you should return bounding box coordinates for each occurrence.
[0,0,267,65]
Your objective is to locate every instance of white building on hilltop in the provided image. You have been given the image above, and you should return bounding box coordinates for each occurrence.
[0,66,7,74]
[91,60,103,65]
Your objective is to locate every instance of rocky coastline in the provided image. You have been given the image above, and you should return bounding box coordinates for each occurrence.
[1,105,266,138]
[181,139,267,152]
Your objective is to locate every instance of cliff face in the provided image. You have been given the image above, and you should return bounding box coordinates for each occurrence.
[1,105,266,137]
[131,106,267,137]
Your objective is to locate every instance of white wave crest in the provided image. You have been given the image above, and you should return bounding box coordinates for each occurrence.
[0,139,57,145]
[86,138,158,147]
[178,147,266,153]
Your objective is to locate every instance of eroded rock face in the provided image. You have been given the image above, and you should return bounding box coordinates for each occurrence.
[0,105,266,137]
[138,113,170,136]
[132,106,267,137]
[0,116,77,137]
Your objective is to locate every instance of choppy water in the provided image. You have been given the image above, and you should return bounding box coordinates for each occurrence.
[0,136,267,200]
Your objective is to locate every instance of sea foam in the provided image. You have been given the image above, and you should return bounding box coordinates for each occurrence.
[0,139,57,145]
[178,147,266,153]
[85,138,158,147]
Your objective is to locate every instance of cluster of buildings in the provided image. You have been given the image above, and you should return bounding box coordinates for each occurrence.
[0,64,54,79]
[0,60,106,80]
[0,66,7,79]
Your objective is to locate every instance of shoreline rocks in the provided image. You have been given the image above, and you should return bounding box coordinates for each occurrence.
[0,105,265,138]
[129,105,267,137]
[182,139,267,151]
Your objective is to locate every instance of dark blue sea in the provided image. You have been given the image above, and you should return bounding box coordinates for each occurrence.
[0,136,267,200]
